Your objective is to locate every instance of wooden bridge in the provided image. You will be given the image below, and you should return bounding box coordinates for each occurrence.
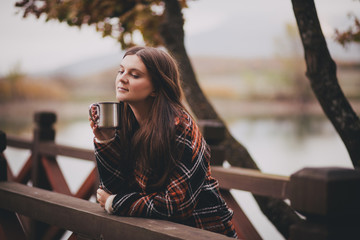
[1,112,359,240]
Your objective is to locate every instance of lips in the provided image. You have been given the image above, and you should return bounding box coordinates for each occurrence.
[117,86,129,92]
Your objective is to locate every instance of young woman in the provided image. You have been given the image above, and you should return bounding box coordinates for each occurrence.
[90,46,237,238]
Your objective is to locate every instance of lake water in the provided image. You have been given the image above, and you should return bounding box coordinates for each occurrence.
[4,117,353,240]
[227,117,352,240]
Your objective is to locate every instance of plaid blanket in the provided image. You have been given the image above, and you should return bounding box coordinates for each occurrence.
[94,111,237,238]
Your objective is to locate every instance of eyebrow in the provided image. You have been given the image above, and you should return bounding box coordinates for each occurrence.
[119,64,145,75]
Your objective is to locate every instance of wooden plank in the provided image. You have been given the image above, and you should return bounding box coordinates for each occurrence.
[0,132,6,152]
[42,225,65,240]
[212,166,290,199]
[41,156,72,195]
[0,182,230,240]
[221,189,262,240]
[6,161,14,182]
[197,120,225,144]
[75,168,97,199]
[0,208,27,240]
[14,156,32,184]
[38,142,95,162]
[6,135,95,162]
[0,153,7,181]
[6,136,32,150]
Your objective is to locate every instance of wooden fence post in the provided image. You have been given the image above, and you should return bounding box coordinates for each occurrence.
[30,112,57,240]
[197,119,226,166]
[289,167,360,240]
[0,132,28,239]
[31,112,56,188]
[0,131,7,181]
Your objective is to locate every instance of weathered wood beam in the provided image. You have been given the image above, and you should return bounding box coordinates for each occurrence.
[14,156,32,184]
[6,135,32,150]
[41,156,72,195]
[0,132,7,182]
[212,166,290,199]
[0,209,27,240]
[6,135,95,162]
[38,142,95,162]
[0,182,230,240]
[75,168,97,199]
[220,189,262,240]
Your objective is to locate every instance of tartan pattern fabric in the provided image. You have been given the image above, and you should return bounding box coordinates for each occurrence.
[94,111,237,238]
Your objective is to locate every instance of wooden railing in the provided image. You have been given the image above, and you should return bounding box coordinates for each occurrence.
[0,181,229,240]
[1,112,360,240]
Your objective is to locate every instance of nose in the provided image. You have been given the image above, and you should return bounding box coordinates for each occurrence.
[120,77,128,84]
[116,72,128,84]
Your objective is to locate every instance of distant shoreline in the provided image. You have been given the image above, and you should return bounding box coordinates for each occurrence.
[2,98,359,124]
[211,98,360,121]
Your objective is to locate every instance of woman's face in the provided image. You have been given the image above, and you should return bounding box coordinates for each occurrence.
[115,54,155,105]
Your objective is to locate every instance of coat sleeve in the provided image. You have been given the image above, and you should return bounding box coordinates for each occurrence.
[94,133,133,194]
[110,118,211,220]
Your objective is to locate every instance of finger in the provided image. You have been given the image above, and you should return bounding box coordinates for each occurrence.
[96,189,101,199]
[90,121,98,131]
[91,121,99,131]
[97,188,106,195]
[91,108,98,117]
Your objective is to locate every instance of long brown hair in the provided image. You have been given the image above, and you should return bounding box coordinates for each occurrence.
[118,46,186,190]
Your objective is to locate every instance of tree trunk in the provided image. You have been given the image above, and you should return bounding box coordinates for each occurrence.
[292,0,360,167]
[159,0,218,120]
[160,0,303,238]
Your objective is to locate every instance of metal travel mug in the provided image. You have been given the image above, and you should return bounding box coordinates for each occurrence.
[89,102,120,128]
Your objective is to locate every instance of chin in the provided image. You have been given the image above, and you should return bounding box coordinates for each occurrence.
[116,95,125,102]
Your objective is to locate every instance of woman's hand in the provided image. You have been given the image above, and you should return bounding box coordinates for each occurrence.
[97,188,111,209]
[89,106,116,140]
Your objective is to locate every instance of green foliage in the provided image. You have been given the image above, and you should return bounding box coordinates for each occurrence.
[15,0,188,49]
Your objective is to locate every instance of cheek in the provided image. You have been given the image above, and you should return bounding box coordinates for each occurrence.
[145,80,155,92]
[135,81,153,92]
[144,83,155,94]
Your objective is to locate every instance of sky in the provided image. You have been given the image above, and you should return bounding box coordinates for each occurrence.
[1,0,359,76]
